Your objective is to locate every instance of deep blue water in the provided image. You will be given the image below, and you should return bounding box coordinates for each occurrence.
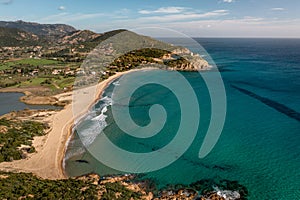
[65,38,300,199]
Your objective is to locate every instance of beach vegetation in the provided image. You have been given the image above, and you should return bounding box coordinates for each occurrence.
[0,171,142,199]
[0,172,98,199]
[0,118,47,162]
[102,182,142,199]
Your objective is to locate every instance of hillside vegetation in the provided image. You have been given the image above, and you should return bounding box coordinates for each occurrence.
[0,27,41,47]
[0,20,76,37]
[0,172,142,199]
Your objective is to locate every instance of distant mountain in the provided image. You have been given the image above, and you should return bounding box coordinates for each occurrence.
[0,20,76,37]
[0,27,41,46]
[0,22,125,49]
[0,21,209,71]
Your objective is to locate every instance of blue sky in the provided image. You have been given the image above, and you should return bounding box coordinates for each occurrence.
[1,0,300,37]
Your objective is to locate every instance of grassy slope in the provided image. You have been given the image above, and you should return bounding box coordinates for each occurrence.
[1,58,61,68]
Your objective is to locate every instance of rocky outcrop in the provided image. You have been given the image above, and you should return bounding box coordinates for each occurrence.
[156,188,198,200]
[165,48,210,71]
[58,30,102,45]
[168,55,210,71]
[0,27,41,47]
[74,174,247,200]
[76,173,153,199]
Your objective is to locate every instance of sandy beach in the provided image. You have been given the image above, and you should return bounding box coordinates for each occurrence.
[0,70,139,179]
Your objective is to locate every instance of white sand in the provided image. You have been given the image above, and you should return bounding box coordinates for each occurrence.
[0,70,139,179]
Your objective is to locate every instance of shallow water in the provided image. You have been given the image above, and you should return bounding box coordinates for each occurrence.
[65,38,300,199]
[0,92,62,116]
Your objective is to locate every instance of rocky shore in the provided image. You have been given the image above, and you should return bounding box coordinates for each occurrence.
[76,173,248,200]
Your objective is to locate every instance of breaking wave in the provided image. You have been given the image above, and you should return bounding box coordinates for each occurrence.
[65,95,113,161]
[80,95,112,147]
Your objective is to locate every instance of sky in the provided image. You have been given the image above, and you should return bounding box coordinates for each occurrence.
[1,0,300,38]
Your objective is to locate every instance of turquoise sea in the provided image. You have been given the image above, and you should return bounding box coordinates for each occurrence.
[65,38,300,199]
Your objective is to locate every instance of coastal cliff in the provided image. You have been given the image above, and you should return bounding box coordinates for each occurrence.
[168,48,210,71]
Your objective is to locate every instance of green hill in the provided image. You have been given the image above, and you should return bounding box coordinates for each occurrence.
[0,20,76,37]
[0,27,41,47]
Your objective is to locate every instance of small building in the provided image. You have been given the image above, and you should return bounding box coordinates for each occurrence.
[30,70,39,76]
[65,70,75,75]
[76,70,86,75]
[52,69,62,75]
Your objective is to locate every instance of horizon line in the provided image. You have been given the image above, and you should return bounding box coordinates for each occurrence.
[1,19,300,39]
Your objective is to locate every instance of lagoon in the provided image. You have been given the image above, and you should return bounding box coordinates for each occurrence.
[0,92,62,116]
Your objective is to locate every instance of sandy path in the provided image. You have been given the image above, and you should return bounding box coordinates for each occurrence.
[0,70,138,179]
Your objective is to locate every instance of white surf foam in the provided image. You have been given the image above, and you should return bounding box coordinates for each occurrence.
[79,95,112,147]
[65,95,113,161]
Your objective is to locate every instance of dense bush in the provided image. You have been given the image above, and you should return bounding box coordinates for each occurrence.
[0,118,46,162]
[0,172,142,199]
[110,48,169,69]
[0,172,98,199]
[102,182,142,200]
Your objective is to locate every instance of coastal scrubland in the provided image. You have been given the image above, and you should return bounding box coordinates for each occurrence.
[0,118,47,162]
[0,172,143,199]
[0,21,247,200]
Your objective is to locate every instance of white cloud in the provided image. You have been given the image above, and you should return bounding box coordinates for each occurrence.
[39,8,131,24]
[40,12,107,23]
[58,6,66,11]
[80,16,300,38]
[223,0,235,3]
[155,18,300,38]
[242,16,265,23]
[271,8,285,11]
[139,7,186,14]
[138,10,229,22]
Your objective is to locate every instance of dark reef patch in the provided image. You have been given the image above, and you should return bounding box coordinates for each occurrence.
[231,85,300,122]
[75,159,89,164]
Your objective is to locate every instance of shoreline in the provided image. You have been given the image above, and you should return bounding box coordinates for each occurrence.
[0,87,68,107]
[0,69,144,179]
[61,70,136,177]
[62,68,162,178]
[62,67,160,176]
